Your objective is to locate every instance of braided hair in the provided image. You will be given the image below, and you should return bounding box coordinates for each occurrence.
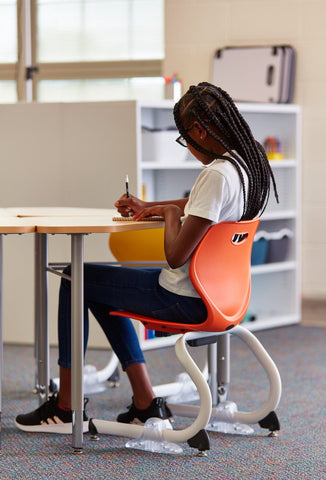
[173,82,279,220]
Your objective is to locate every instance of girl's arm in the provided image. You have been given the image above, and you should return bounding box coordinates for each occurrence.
[133,204,213,269]
[114,194,188,217]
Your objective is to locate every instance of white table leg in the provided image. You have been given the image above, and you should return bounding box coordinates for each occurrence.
[71,233,84,453]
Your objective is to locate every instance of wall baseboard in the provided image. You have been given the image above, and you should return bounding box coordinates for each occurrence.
[301,298,326,326]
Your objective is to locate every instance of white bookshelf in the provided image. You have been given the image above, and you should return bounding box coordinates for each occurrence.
[134,100,301,343]
[239,103,301,331]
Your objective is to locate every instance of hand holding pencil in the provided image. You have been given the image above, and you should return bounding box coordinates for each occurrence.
[114,175,146,217]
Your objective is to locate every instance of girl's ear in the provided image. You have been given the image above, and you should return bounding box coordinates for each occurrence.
[193,121,207,140]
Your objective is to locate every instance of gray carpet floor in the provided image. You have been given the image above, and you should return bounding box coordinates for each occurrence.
[1,324,326,479]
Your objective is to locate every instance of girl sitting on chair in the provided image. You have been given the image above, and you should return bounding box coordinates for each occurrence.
[16,82,278,433]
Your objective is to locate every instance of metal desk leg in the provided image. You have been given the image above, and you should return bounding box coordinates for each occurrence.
[0,234,3,442]
[71,233,84,453]
[34,233,49,404]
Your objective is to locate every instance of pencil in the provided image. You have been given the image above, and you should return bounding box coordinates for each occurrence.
[125,174,129,198]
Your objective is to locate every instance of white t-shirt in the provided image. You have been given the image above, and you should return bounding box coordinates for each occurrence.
[158,152,248,297]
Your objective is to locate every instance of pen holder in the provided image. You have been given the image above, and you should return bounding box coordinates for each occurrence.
[263,136,284,160]
[164,81,182,102]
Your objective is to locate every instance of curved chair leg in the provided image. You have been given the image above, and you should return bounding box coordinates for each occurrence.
[152,363,208,402]
[93,352,120,386]
[227,326,282,427]
[89,333,212,454]
[50,351,120,395]
[167,327,282,436]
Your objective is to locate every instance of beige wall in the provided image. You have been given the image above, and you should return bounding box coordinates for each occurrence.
[0,102,139,347]
[165,0,326,299]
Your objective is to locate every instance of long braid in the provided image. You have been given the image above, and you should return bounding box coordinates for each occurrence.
[173,82,279,220]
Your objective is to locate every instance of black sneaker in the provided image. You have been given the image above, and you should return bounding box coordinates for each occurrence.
[117,397,173,425]
[15,393,89,434]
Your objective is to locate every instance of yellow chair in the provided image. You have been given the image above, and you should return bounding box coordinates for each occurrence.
[108,228,166,265]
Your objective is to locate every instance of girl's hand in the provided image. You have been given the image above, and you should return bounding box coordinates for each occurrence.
[114,194,145,217]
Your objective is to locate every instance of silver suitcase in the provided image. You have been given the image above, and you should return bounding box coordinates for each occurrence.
[211,45,295,103]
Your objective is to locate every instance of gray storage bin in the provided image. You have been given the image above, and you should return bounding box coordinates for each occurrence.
[266,228,293,263]
[142,127,187,163]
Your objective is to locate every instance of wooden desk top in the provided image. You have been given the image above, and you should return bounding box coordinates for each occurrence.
[34,215,164,234]
[0,208,164,234]
[0,216,36,234]
[0,208,18,217]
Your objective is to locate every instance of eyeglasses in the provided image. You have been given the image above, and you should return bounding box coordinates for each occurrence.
[175,123,195,147]
[175,134,187,148]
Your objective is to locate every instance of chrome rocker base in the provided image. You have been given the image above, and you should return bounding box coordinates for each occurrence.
[89,326,281,455]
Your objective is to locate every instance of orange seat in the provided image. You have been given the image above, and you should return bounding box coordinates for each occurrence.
[110,219,259,333]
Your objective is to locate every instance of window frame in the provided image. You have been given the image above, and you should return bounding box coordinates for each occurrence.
[0,0,163,102]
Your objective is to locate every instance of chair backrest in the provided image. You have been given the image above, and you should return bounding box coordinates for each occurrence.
[110,219,259,335]
[189,218,260,331]
[109,228,166,262]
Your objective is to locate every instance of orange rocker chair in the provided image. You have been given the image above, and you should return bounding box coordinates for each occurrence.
[89,219,282,455]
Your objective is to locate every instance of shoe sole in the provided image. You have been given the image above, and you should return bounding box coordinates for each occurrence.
[15,420,89,434]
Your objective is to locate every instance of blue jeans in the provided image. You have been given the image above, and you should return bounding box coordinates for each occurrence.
[58,264,207,371]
